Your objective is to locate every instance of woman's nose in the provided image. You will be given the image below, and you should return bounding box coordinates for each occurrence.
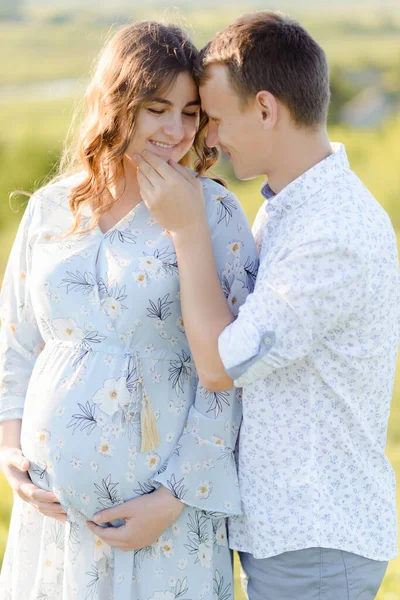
[163,116,185,140]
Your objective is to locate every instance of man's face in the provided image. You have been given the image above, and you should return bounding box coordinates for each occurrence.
[200,64,268,180]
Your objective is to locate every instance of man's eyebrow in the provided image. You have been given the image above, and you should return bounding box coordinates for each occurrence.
[149,97,200,107]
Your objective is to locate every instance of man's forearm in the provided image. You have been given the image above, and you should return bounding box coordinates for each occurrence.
[172,224,234,390]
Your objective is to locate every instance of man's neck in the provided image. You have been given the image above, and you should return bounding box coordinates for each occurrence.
[266,128,333,195]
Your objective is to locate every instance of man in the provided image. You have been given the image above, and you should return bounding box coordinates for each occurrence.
[133,10,399,599]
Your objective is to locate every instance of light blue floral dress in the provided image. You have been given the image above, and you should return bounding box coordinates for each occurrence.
[0,173,258,600]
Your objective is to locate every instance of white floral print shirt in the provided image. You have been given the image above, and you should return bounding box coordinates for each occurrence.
[219,143,399,560]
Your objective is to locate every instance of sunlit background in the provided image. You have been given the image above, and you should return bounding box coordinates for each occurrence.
[0,0,399,597]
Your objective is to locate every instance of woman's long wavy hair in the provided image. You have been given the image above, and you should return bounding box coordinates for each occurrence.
[60,21,220,235]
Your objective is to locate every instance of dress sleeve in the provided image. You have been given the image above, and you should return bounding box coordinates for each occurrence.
[154,184,259,516]
[0,198,44,422]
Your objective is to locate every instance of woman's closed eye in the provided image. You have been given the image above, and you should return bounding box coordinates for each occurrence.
[147,108,199,118]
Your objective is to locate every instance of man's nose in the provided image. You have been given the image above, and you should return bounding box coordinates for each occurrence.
[206,121,219,148]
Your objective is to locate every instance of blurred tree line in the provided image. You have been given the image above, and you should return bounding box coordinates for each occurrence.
[0,0,25,21]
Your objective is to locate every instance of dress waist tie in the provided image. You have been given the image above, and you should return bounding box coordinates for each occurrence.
[113,548,134,599]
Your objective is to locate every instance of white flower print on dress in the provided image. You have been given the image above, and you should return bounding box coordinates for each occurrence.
[55,406,66,417]
[132,271,148,288]
[35,429,51,446]
[196,481,212,499]
[160,537,174,559]
[177,559,188,570]
[197,544,212,568]
[215,527,228,546]
[103,355,115,367]
[211,435,225,448]
[42,541,64,583]
[52,317,84,340]
[93,536,111,561]
[128,447,138,459]
[95,439,114,457]
[227,279,248,317]
[92,377,130,416]
[181,462,191,475]
[176,317,185,333]
[171,523,180,537]
[70,457,81,470]
[146,452,161,470]
[227,240,243,258]
[138,256,163,278]
[101,296,123,320]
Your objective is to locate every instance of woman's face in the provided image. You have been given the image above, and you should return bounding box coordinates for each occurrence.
[126,71,200,164]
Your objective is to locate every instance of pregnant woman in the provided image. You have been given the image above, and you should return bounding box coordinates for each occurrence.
[0,21,258,600]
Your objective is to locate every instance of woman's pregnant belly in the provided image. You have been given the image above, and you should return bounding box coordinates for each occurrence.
[20,342,192,520]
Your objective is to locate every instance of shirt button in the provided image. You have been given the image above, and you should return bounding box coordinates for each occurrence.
[263,335,272,345]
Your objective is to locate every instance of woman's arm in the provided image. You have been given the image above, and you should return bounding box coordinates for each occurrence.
[0,198,66,521]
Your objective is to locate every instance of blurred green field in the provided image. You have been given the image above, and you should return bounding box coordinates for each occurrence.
[0,3,400,598]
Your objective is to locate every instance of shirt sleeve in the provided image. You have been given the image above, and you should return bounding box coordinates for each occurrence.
[154,184,259,515]
[0,198,44,422]
[218,234,368,387]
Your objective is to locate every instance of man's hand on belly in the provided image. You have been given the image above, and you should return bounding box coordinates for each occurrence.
[85,486,185,551]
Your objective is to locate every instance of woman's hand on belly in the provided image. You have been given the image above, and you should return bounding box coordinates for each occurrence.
[86,486,185,551]
[0,447,67,523]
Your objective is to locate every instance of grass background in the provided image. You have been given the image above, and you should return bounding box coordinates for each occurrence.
[0,2,400,597]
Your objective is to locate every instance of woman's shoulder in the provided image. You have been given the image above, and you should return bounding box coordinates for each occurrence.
[199,175,247,230]
[31,172,85,212]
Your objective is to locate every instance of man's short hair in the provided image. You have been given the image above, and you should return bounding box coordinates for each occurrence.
[197,11,330,128]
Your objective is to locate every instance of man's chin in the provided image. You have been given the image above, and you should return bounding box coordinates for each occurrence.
[232,164,261,181]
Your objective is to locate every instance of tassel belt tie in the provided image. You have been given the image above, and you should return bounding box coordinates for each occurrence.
[131,351,160,453]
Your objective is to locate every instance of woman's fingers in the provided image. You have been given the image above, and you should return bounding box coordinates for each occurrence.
[132,154,163,186]
[86,520,127,547]
[18,480,59,504]
[31,500,66,515]
[140,151,177,179]
[4,447,30,472]
[137,170,155,202]
[168,159,197,182]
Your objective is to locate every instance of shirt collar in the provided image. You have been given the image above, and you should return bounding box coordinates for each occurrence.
[261,142,350,214]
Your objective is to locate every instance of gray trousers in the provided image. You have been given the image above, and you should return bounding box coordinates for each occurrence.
[239,548,388,600]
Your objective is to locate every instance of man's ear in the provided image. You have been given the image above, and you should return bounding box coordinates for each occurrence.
[255,91,278,129]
